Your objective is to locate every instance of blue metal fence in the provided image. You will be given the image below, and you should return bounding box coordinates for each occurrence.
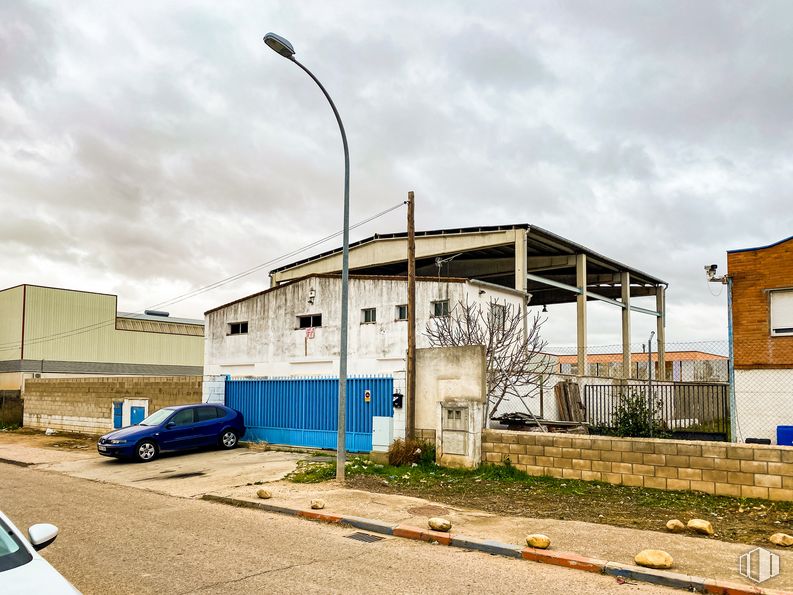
[225,376,394,452]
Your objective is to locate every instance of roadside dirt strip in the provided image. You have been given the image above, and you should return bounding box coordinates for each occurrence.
[202,494,792,595]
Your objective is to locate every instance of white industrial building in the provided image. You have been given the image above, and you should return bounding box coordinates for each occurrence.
[204,274,527,378]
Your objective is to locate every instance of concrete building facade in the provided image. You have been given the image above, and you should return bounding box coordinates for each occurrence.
[728,236,793,443]
[204,274,526,378]
[0,284,204,390]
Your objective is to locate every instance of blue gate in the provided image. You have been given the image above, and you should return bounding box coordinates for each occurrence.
[225,376,393,452]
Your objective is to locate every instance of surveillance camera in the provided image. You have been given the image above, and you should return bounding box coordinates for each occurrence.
[704,264,717,273]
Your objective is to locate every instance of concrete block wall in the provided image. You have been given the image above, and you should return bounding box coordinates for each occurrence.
[482,430,793,502]
[23,376,202,435]
[202,375,226,404]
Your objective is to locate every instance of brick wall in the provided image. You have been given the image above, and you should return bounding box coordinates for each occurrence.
[482,429,793,502]
[23,376,202,434]
[729,238,793,368]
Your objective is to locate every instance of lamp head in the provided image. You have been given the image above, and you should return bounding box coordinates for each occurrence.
[263,32,295,58]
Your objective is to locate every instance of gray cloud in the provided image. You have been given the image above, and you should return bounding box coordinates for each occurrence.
[1,0,791,348]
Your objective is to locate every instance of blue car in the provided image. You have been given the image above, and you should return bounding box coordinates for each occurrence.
[97,404,245,462]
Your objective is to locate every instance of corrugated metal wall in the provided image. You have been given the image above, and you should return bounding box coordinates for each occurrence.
[226,376,394,452]
[0,286,23,361]
[22,286,203,366]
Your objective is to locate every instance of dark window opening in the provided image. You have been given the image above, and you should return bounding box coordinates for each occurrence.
[362,307,376,324]
[228,321,248,335]
[432,300,450,317]
[299,314,322,328]
[396,305,408,321]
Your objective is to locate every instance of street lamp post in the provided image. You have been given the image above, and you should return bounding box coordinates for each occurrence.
[263,32,350,482]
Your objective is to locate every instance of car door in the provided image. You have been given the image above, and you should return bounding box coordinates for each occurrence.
[158,408,197,451]
[193,406,220,446]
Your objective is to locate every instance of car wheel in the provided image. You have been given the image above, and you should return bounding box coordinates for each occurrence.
[220,430,238,450]
[135,440,158,462]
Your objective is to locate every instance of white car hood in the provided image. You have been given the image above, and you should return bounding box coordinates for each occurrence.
[1,558,80,594]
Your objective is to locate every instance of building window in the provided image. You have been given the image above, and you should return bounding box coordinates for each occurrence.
[431,300,450,317]
[228,321,248,335]
[770,289,793,336]
[361,307,376,324]
[490,303,506,329]
[298,314,322,328]
[396,304,408,321]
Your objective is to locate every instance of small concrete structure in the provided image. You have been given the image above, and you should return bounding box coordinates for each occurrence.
[415,345,486,468]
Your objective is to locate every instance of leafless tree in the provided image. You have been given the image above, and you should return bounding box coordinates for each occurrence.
[423,297,555,419]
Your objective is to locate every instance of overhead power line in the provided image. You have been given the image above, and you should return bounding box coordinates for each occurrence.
[0,201,406,351]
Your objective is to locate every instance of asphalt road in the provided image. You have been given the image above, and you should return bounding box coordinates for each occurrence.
[0,463,674,594]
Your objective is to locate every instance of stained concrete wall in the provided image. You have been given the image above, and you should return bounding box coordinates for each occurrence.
[415,345,486,439]
[204,275,523,379]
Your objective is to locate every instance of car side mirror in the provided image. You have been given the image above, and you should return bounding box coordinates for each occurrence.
[28,523,59,551]
[165,422,175,429]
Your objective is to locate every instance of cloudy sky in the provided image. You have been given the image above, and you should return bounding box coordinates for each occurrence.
[2,0,791,350]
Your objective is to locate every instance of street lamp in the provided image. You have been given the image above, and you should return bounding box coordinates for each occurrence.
[263,32,351,482]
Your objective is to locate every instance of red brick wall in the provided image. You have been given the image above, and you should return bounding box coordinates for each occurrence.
[729,238,793,368]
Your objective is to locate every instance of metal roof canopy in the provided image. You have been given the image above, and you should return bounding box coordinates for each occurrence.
[267,223,668,381]
[270,224,666,306]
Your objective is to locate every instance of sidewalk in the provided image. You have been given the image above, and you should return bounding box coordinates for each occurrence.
[2,430,791,593]
[210,478,793,592]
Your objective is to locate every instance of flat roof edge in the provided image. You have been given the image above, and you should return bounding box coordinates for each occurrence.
[728,234,793,254]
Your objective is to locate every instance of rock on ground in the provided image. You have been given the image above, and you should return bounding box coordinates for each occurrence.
[634,549,674,569]
[256,489,272,499]
[428,517,452,532]
[310,499,326,510]
[687,519,714,536]
[770,533,793,546]
[665,519,685,533]
[526,534,551,549]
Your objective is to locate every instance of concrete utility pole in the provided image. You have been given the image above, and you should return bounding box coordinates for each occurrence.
[406,191,416,440]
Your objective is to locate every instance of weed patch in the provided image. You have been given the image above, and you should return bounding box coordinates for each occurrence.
[287,456,793,545]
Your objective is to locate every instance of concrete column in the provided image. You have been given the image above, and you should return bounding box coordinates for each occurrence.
[514,228,527,293]
[621,272,631,379]
[515,228,528,340]
[656,286,666,380]
[576,254,587,376]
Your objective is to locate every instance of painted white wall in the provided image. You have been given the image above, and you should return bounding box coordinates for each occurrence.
[734,369,793,444]
[204,276,525,379]
[122,398,148,427]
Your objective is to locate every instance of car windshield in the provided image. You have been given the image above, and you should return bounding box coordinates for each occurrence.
[139,408,174,426]
[0,517,32,573]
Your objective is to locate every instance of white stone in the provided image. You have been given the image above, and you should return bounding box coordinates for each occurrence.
[687,519,714,536]
[310,499,325,510]
[635,549,674,569]
[665,519,685,533]
[526,534,551,549]
[428,517,452,532]
[770,533,793,547]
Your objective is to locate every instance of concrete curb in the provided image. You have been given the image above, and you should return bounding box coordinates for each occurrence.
[0,457,32,467]
[200,495,785,595]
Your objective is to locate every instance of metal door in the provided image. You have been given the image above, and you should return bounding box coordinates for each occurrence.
[113,402,123,429]
[226,376,393,452]
[130,406,146,425]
